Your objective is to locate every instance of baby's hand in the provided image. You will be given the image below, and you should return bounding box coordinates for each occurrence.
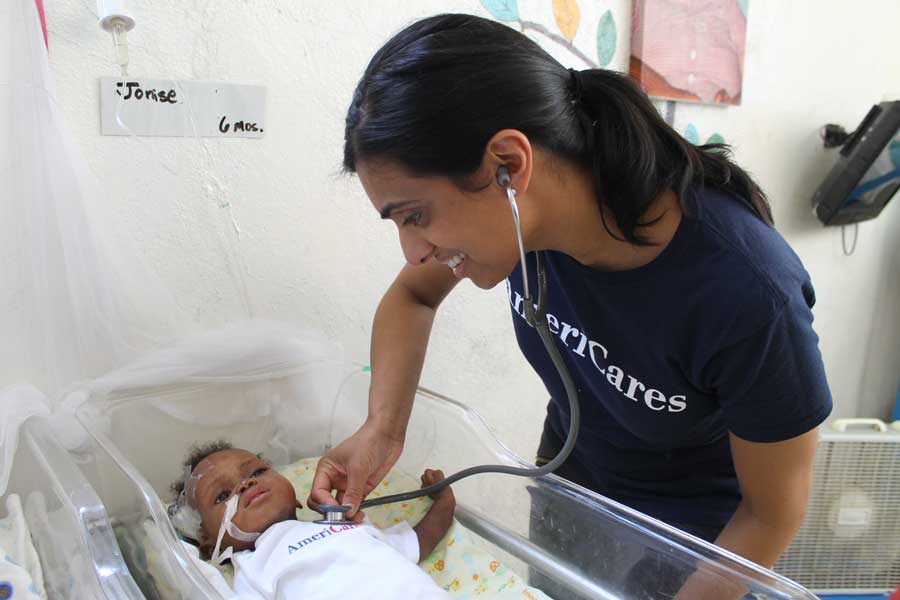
[413,469,456,561]
[420,469,455,505]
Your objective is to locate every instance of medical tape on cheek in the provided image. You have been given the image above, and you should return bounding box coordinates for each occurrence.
[210,487,261,564]
[211,494,238,565]
[226,506,260,542]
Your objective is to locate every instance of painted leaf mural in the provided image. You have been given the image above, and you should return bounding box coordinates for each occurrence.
[596,10,616,67]
[552,0,580,42]
[706,133,725,144]
[684,124,700,145]
[480,0,519,22]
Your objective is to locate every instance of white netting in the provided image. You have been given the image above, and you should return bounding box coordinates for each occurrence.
[0,0,190,494]
[65,319,344,424]
[0,0,344,509]
[0,385,49,495]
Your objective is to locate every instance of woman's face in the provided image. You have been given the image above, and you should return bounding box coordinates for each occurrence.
[357,160,523,290]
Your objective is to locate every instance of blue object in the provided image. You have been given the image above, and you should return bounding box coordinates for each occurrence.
[596,10,617,68]
[684,123,700,144]
[894,376,900,421]
[819,595,889,600]
[846,166,900,202]
[480,0,518,21]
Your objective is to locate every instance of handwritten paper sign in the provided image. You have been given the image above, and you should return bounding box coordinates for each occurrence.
[100,78,266,138]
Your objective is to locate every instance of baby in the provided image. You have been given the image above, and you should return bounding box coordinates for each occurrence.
[170,441,455,599]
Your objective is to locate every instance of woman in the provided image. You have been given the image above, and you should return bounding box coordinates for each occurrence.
[310,12,832,582]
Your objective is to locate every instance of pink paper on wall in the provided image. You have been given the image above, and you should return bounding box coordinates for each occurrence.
[34,0,48,50]
[630,0,748,106]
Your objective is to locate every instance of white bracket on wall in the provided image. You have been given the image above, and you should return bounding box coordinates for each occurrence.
[97,0,135,76]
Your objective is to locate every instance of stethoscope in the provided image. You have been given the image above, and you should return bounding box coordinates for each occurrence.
[316,165,582,525]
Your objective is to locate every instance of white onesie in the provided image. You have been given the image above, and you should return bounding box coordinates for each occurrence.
[231,518,449,599]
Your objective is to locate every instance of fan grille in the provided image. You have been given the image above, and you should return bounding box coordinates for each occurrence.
[774,436,900,592]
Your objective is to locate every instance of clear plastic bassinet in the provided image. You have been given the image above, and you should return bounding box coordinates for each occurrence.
[3,415,144,599]
[66,325,818,600]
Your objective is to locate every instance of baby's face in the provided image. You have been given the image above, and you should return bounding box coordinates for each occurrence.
[190,449,298,554]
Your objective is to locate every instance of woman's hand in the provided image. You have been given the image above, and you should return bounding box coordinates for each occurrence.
[308,419,404,518]
[308,262,456,518]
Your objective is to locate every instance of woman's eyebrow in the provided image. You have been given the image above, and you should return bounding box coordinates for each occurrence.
[380,200,420,219]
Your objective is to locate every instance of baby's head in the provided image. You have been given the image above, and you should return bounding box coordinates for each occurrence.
[171,441,299,557]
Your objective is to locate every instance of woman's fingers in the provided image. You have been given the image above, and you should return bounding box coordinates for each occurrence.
[308,458,345,509]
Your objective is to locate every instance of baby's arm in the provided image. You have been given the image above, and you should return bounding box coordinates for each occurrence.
[413,469,455,562]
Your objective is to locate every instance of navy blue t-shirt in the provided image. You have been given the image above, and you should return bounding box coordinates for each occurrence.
[506,185,832,529]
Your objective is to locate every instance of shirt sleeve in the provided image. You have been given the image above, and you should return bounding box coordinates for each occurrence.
[702,294,832,442]
[364,518,421,564]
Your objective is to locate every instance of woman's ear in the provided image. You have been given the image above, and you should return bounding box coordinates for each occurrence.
[483,129,533,195]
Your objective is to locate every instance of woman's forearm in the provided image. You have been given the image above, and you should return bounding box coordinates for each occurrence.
[714,499,803,569]
[367,280,438,441]
[673,499,804,600]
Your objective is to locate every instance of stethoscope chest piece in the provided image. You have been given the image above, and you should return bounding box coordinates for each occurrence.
[314,504,355,525]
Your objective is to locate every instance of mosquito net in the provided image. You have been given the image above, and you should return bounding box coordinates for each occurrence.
[0,0,280,495]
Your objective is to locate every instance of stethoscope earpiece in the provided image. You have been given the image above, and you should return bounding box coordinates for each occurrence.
[496,165,511,188]
[496,165,533,308]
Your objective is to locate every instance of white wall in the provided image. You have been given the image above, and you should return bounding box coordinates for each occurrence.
[39,0,900,461]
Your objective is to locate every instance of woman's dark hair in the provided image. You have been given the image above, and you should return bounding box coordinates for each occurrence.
[343,14,772,244]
